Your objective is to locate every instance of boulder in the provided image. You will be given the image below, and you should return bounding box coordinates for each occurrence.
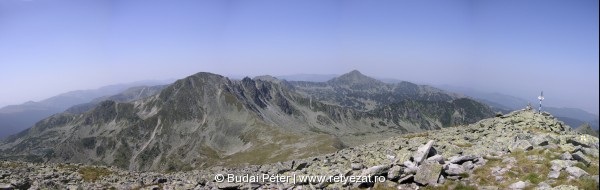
[462,161,474,170]
[414,162,442,186]
[508,181,530,189]
[581,147,599,158]
[529,135,550,146]
[572,151,592,166]
[551,185,579,190]
[559,152,572,160]
[565,166,589,178]
[550,160,575,171]
[350,163,364,170]
[360,165,390,177]
[443,164,465,176]
[294,161,310,171]
[216,182,240,189]
[449,155,478,164]
[0,183,14,190]
[547,170,560,179]
[387,166,403,180]
[413,140,435,165]
[426,155,444,164]
[508,140,533,152]
[567,135,598,148]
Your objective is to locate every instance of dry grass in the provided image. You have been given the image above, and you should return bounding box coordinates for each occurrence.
[78,166,112,182]
[423,181,477,190]
[0,161,24,168]
[470,145,599,190]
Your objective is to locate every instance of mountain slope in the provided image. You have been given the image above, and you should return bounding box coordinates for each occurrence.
[64,85,168,114]
[0,71,494,172]
[0,80,172,138]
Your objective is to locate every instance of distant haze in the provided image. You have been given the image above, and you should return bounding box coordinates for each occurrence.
[0,0,598,114]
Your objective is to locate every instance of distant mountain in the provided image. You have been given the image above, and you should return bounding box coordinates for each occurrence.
[276,73,338,82]
[0,70,494,171]
[0,80,173,138]
[437,85,599,130]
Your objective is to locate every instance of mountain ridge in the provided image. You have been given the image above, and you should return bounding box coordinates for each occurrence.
[1,110,597,189]
[0,70,494,172]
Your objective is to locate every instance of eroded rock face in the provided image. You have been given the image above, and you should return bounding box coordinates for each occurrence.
[0,110,598,189]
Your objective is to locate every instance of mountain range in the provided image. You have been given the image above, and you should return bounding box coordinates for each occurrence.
[0,80,173,139]
[279,74,599,131]
[437,85,599,131]
[0,70,494,172]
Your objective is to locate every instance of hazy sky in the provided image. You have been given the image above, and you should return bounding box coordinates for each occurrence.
[0,0,598,114]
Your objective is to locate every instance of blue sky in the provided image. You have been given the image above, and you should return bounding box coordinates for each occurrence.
[0,0,598,114]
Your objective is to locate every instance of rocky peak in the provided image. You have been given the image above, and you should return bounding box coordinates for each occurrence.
[327,70,384,87]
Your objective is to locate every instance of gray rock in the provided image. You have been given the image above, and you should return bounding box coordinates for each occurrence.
[294,161,309,171]
[548,170,560,179]
[508,181,530,189]
[350,163,364,170]
[572,151,591,166]
[414,162,442,186]
[397,174,413,184]
[462,161,474,170]
[537,182,551,189]
[426,154,444,164]
[567,137,593,148]
[509,140,533,152]
[559,152,573,160]
[550,160,575,171]
[360,165,390,177]
[565,166,589,178]
[216,182,240,189]
[449,155,478,164]
[530,135,550,146]
[413,140,435,165]
[550,185,579,190]
[480,186,499,190]
[581,147,599,158]
[402,161,418,174]
[387,166,403,180]
[444,163,465,176]
[0,183,14,190]
[437,174,445,184]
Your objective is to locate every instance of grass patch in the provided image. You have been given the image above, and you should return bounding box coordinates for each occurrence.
[572,178,599,190]
[472,149,552,188]
[78,166,112,182]
[472,158,503,186]
[524,173,542,184]
[424,181,477,190]
[459,173,470,179]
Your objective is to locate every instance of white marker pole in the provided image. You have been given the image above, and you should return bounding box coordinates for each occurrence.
[538,91,544,114]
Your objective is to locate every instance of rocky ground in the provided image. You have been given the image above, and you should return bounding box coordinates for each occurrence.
[1,110,599,190]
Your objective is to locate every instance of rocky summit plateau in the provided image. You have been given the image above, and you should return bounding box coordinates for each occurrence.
[1,110,598,189]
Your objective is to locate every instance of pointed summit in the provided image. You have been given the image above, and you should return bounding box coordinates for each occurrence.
[327,70,384,87]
